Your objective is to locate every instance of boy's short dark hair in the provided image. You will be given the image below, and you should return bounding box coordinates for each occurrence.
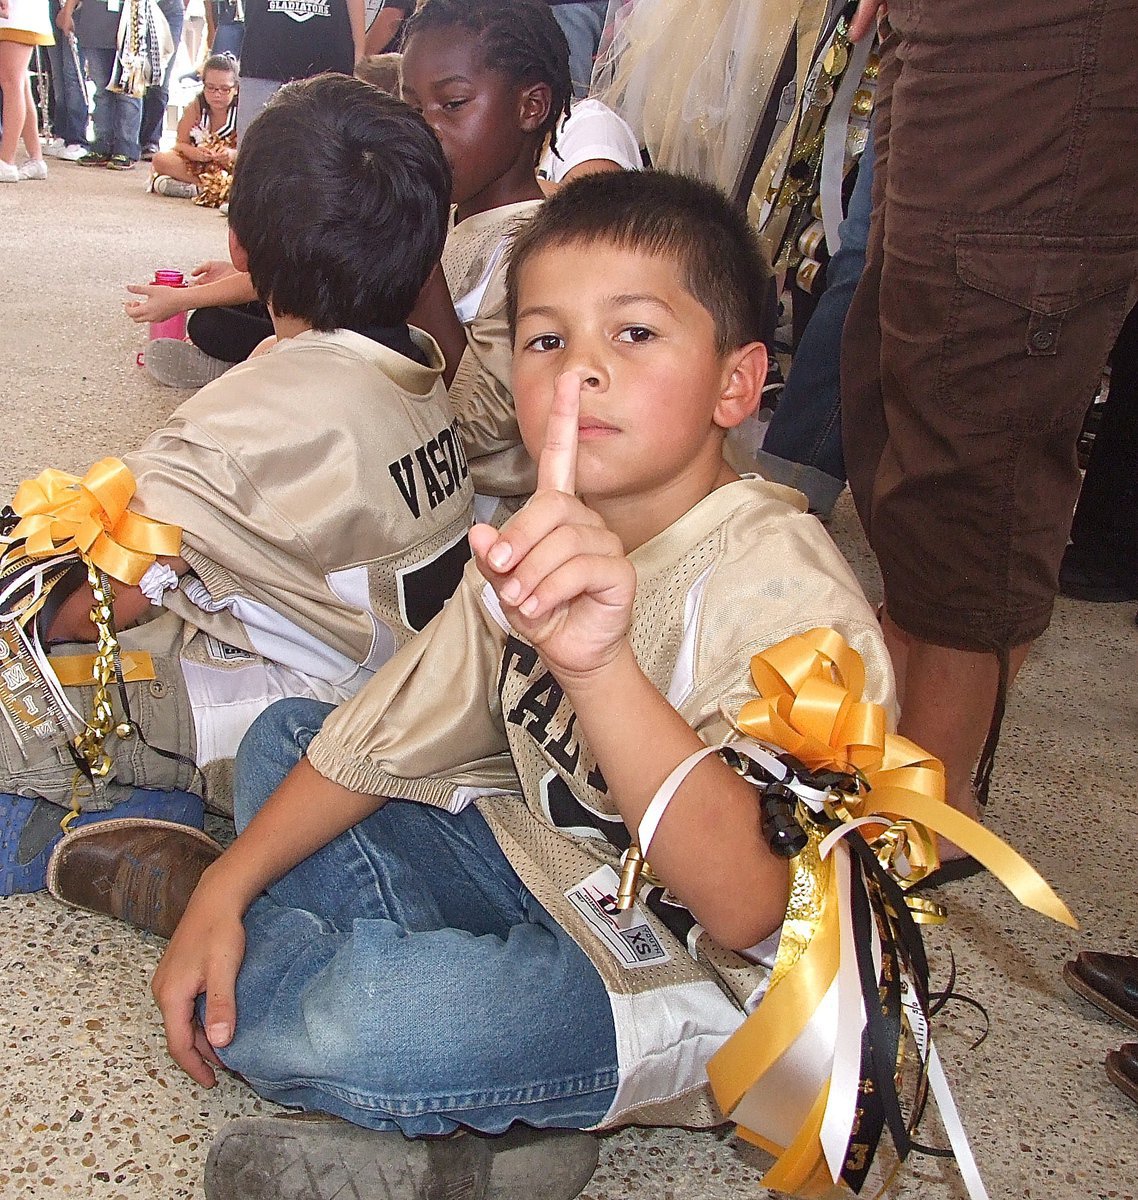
[228,74,451,331]
[403,0,571,153]
[506,171,774,354]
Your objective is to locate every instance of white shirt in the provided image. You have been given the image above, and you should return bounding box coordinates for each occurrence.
[538,97,642,183]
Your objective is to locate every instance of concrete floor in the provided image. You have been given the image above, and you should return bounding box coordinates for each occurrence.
[1,162,1136,1200]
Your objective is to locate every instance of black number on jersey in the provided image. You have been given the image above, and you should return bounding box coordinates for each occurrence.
[396,532,471,631]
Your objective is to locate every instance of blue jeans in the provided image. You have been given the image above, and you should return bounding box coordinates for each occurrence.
[85,45,143,160]
[212,698,620,1136]
[210,19,244,60]
[756,137,876,516]
[46,0,89,145]
[140,0,185,149]
[550,1,608,98]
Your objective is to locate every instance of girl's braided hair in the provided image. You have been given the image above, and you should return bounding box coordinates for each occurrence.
[403,0,573,155]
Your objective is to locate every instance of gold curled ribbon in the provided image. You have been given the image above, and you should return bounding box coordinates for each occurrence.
[708,628,1076,1198]
[8,458,181,587]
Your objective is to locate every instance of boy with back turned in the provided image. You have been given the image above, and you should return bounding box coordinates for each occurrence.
[0,76,473,896]
[101,171,895,1199]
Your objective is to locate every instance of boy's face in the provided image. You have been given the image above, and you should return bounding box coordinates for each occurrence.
[401,29,548,214]
[512,241,764,514]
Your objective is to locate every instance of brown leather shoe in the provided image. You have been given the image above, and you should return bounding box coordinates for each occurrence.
[1063,952,1138,1031]
[1106,1044,1138,1105]
[46,817,222,938]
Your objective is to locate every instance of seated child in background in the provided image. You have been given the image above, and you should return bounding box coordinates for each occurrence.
[131,51,400,391]
[401,0,573,507]
[354,50,402,95]
[134,170,893,1199]
[124,259,270,391]
[150,53,240,203]
[0,76,472,895]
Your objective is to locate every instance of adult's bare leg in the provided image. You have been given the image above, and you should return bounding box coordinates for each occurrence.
[20,74,43,162]
[0,42,34,165]
[891,627,1030,835]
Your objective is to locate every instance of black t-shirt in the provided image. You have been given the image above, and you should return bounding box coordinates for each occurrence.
[240,0,356,83]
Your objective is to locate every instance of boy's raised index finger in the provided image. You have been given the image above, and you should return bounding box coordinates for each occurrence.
[537,372,580,495]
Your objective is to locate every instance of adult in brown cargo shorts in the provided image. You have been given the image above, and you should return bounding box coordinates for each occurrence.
[841,0,1138,840]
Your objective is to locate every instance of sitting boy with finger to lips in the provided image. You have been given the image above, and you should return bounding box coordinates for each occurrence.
[135,169,894,1200]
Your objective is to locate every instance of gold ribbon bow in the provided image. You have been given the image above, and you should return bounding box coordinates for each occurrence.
[8,458,181,586]
[706,629,1075,1198]
[733,628,1075,921]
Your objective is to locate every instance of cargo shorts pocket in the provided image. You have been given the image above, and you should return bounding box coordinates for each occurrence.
[0,613,201,812]
[937,233,1138,432]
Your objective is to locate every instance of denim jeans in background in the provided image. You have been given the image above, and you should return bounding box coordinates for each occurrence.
[206,697,620,1135]
[140,0,185,150]
[46,0,90,145]
[755,135,876,517]
[550,1,608,98]
[210,18,244,60]
[85,46,143,160]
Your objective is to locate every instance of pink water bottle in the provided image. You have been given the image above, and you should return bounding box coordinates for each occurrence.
[137,269,189,367]
[149,269,189,340]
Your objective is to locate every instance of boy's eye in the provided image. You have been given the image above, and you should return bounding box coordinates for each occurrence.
[442,98,469,111]
[525,333,564,352]
[616,326,655,344]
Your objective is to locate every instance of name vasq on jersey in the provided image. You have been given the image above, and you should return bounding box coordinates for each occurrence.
[389,420,470,520]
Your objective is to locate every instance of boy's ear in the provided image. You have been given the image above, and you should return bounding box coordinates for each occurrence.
[518,81,552,136]
[227,226,249,274]
[714,341,768,430]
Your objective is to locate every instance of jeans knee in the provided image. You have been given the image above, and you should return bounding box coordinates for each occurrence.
[232,698,335,830]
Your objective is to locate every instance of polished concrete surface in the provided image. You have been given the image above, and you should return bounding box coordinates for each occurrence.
[1,162,1135,1200]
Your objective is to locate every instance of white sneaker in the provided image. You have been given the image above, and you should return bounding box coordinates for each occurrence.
[153,174,198,200]
[56,143,88,162]
[18,159,47,181]
[0,160,21,183]
[143,340,231,390]
[42,137,64,153]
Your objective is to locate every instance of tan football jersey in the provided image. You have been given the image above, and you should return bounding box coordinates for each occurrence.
[442,200,543,502]
[127,327,475,685]
[0,329,477,816]
[307,477,895,1130]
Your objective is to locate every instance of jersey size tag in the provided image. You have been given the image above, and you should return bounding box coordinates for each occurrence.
[204,635,257,664]
[565,865,672,969]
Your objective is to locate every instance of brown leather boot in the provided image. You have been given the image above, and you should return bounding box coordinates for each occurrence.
[46,817,223,938]
[1063,952,1138,1032]
[1106,1044,1138,1106]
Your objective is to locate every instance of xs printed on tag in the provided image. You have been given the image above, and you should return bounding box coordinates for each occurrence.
[566,865,671,969]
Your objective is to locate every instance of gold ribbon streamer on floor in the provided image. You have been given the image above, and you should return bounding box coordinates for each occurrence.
[706,627,1075,1198]
[7,458,181,586]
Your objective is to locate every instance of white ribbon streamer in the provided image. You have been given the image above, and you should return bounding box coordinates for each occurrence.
[637,745,717,855]
[927,1043,991,1200]
[819,842,870,1181]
